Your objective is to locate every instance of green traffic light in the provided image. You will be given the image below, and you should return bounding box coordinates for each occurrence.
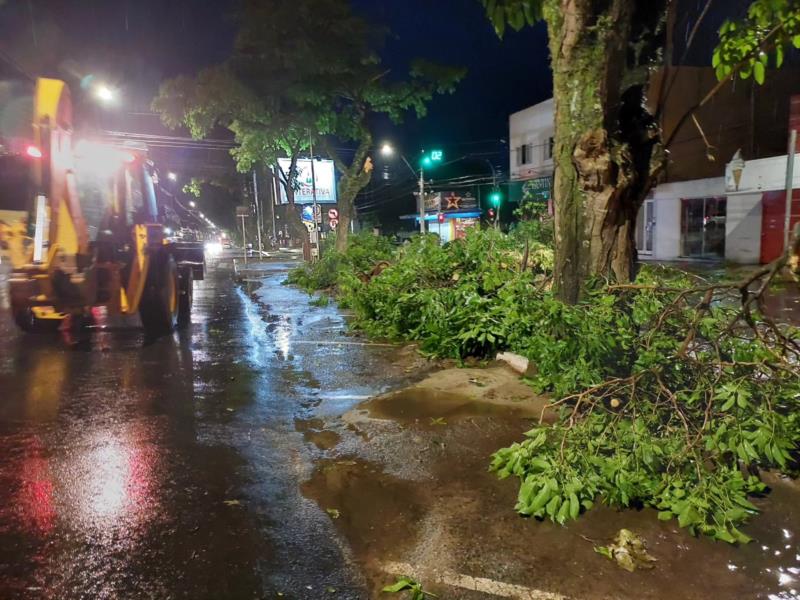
[489,191,502,206]
[420,149,443,169]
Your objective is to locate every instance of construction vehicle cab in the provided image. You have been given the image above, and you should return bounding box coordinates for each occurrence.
[1,77,204,334]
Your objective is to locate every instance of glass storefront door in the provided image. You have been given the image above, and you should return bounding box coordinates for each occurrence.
[681,197,726,258]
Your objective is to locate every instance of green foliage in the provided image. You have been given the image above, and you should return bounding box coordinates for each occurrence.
[285,232,394,293]
[491,268,800,543]
[713,0,800,84]
[154,0,464,246]
[479,0,545,37]
[288,228,799,543]
[382,576,436,599]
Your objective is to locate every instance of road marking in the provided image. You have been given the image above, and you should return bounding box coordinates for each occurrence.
[318,394,373,401]
[291,340,396,347]
[381,561,569,600]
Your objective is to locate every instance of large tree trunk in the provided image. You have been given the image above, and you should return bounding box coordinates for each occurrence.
[329,132,373,253]
[545,0,667,303]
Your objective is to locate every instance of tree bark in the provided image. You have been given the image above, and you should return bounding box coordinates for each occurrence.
[324,131,373,253]
[278,155,308,243]
[545,0,667,303]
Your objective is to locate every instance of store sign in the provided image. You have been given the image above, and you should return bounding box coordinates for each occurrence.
[278,158,337,204]
[522,176,552,202]
[454,218,478,240]
[301,204,322,223]
[422,192,441,212]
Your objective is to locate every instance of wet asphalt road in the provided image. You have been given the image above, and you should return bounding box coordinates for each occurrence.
[0,255,406,599]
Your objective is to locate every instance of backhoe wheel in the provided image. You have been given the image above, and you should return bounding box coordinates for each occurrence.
[139,252,178,335]
[11,302,63,333]
[177,267,193,329]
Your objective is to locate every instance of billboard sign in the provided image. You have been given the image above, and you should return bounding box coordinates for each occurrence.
[278,158,337,204]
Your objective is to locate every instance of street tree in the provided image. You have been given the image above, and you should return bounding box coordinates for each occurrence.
[153,67,313,241]
[155,0,464,252]
[482,0,800,303]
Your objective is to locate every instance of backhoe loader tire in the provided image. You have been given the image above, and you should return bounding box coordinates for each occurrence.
[11,302,63,333]
[139,253,178,335]
[177,267,193,329]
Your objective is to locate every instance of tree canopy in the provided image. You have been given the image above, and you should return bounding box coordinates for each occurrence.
[153,0,464,249]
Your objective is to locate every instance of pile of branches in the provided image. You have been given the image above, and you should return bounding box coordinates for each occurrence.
[492,231,800,542]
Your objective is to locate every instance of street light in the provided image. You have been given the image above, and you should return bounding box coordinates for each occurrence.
[167,171,177,181]
[94,84,116,104]
[188,200,196,208]
[381,143,443,234]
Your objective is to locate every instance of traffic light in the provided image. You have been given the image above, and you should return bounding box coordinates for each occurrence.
[487,208,496,219]
[437,212,445,223]
[489,189,502,207]
[420,149,444,169]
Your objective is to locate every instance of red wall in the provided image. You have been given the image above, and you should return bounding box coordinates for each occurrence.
[761,189,800,263]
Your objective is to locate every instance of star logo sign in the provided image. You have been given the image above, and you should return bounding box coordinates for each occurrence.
[445,193,461,209]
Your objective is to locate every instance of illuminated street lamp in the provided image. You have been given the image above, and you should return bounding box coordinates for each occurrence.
[94,84,116,104]
[188,200,196,208]
[380,142,441,234]
[167,172,177,181]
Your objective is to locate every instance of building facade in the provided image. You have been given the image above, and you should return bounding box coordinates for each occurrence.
[508,99,554,207]
[510,68,800,264]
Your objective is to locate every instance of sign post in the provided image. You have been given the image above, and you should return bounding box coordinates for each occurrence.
[785,129,797,253]
[236,205,250,265]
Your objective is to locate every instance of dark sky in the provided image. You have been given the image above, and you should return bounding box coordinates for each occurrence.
[0,0,551,164]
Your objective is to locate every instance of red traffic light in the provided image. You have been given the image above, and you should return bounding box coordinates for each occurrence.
[487,208,495,219]
[437,212,445,223]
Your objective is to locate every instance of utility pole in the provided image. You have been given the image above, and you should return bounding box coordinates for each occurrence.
[784,129,797,252]
[310,142,321,260]
[418,167,426,234]
[241,213,247,265]
[269,166,277,245]
[252,169,263,256]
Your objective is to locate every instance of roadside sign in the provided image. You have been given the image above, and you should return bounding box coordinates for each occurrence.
[328,208,339,220]
[236,205,250,217]
[304,222,316,232]
[314,204,322,223]
[329,218,339,230]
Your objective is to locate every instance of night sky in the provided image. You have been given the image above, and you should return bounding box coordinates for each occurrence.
[0,0,550,157]
[0,0,767,226]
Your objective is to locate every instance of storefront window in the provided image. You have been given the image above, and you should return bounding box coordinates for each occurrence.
[681,197,726,258]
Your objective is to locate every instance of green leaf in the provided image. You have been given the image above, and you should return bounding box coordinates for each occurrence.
[594,545,613,559]
[546,495,561,518]
[657,511,673,521]
[753,59,765,85]
[383,577,415,593]
[569,493,580,520]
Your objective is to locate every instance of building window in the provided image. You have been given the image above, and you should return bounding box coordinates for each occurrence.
[518,144,531,166]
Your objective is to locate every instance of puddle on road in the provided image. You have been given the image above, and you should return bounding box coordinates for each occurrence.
[294,418,341,450]
[301,459,425,562]
[362,387,541,426]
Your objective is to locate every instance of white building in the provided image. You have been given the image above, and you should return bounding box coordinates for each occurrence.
[508,99,554,205]
[510,93,800,265]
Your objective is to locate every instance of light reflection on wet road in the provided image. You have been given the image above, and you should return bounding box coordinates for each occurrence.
[0,258,409,599]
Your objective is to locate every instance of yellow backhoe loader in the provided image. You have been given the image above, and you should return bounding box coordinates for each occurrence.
[0,78,203,334]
